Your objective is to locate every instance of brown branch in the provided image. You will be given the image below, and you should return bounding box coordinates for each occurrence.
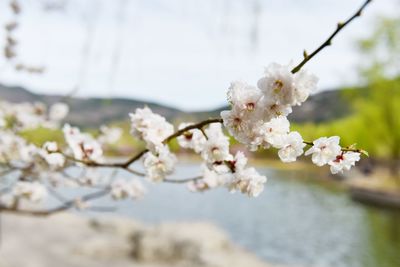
[0,189,110,216]
[164,176,202,184]
[120,118,222,167]
[58,118,223,171]
[162,118,222,144]
[291,0,373,74]
[303,141,364,153]
[123,167,145,176]
[121,150,148,168]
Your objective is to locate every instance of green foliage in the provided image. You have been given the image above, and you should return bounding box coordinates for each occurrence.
[357,17,400,80]
[349,16,400,160]
[357,78,400,159]
[20,127,64,147]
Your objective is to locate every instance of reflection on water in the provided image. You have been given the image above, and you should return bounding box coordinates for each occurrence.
[82,164,400,267]
[363,209,400,267]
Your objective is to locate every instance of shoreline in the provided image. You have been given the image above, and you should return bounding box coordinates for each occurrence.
[0,212,283,267]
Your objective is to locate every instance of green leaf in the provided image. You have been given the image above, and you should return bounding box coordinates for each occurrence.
[360,149,369,157]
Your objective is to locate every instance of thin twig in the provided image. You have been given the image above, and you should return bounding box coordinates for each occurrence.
[164,176,202,184]
[121,118,222,167]
[291,0,373,74]
[0,189,110,216]
[58,118,222,170]
[303,141,363,153]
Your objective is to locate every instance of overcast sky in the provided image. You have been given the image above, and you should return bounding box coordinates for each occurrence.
[0,0,399,111]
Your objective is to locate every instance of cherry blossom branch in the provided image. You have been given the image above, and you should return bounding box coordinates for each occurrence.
[59,155,200,183]
[121,118,222,168]
[58,115,365,182]
[34,117,223,195]
[0,1,374,217]
[57,151,145,176]
[164,176,202,184]
[163,118,222,144]
[291,0,373,74]
[57,117,223,173]
[47,186,117,213]
[303,141,365,154]
[0,189,110,216]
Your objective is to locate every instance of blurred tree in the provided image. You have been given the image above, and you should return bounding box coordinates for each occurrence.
[356,17,400,174]
[358,17,400,80]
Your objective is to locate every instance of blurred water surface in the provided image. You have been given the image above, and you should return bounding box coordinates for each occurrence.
[66,164,400,267]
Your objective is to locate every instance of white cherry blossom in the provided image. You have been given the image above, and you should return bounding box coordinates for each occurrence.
[260,97,293,120]
[129,107,174,151]
[143,145,177,182]
[293,69,319,105]
[63,124,103,162]
[227,151,248,173]
[201,123,231,163]
[98,126,122,144]
[187,165,232,192]
[40,149,65,169]
[110,179,146,200]
[49,102,69,121]
[12,181,47,202]
[329,152,361,174]
[227,81,263,112]
[43,141,58,152]
[229,167,267,197]
[220,108,254,144]
[177,122,206,153]
[258,116,290,148]
[257,62,319,107]
[278,131,306,162]
[305,136,342,166]
[257,63,297,106]
[41,142,65,168]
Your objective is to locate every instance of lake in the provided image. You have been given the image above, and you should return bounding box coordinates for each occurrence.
[65,164,400,267]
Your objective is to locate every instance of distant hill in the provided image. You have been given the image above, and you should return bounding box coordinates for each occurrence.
[0,84,183,127]
[0,84,359,127]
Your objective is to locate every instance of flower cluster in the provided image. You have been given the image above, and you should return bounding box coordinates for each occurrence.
[129,107,174,152]
[188,151,267,197]
[128,107,268,197]
[98,126,123,145]
[143,145,177,182]
[305,137,361,174]
[221,63,315,153]
[12,181,47,202]
[63,124,103,162]
[220,63,361,171]
[177,123,206,153]
[0,101,126,210]
[110,179,146,200]
[0,181,48,208]
[0,101,68,130]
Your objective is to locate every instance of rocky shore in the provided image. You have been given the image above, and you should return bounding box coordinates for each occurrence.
[0,213,279,267]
